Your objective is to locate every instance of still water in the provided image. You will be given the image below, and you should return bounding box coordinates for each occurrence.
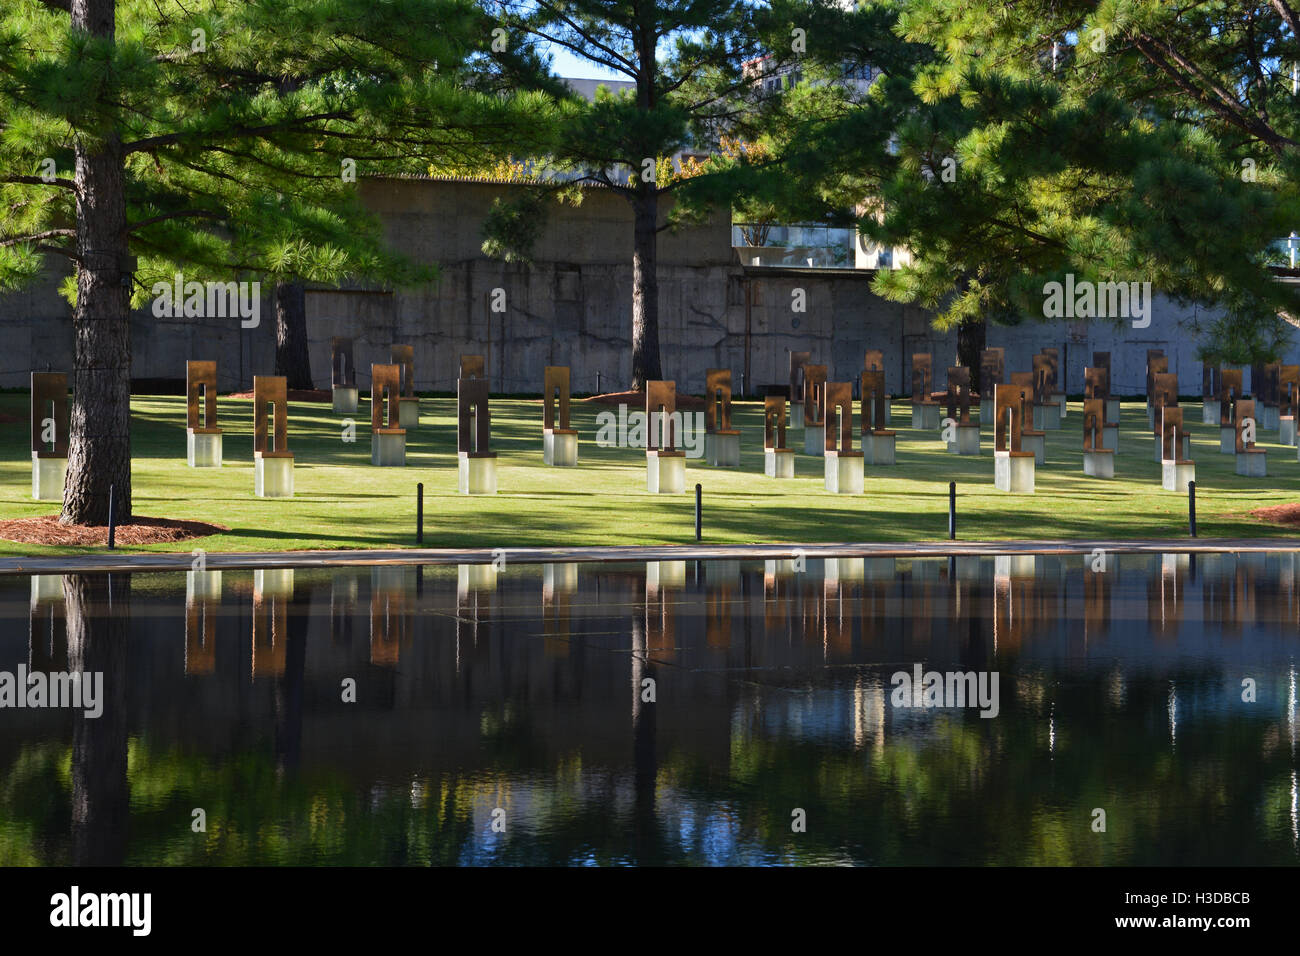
[1,553,1297,866]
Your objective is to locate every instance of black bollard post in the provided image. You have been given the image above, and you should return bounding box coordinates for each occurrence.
[948,481,956,540]
[107,484,116,550]
[1188,479,1197,538]
[597,371,602,395]
[695,483,702,541]
[416,482,424,544]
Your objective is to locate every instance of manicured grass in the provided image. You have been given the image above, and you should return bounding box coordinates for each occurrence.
[0,392,1296,556]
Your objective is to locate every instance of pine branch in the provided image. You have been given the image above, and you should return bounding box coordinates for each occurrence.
[123,111,352,155]
[0,229,76,247]
[524,1,639,75]
[1132,33,1298,153]
[1270,0,1300,37]
[0,175,78,193]
[127,209,225,232]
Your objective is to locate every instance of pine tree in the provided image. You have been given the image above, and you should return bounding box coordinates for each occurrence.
[728,0,1300,371]
[490,0,779,390]
[0,0,552,524]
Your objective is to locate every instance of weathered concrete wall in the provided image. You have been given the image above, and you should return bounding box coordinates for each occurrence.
[0,260,278,393]
[0,175,1291,397]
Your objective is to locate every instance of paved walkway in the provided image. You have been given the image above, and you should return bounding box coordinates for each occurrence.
[2,538,1299,575]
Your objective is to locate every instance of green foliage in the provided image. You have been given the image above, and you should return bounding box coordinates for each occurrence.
[481,190,551,264]
[0,0,557,300]
[490,0,777,202]
[876,0,1300,352]
[725,0,1300,360]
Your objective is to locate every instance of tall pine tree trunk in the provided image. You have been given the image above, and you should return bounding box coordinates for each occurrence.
[67,572,130,865]
[274,280,314,390]
[958,315,986,394]
[63,0,132,526]
[630,189,662,390]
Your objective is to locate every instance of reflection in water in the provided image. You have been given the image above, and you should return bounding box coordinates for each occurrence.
[0,553,1298,865]
[185,570,219,675]
[66,573,130,867]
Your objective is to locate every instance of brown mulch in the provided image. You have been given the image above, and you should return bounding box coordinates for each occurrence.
[0,514,229,546]
[581,389,706,409]
[227,388,331,403]
[1250,504,1300,526]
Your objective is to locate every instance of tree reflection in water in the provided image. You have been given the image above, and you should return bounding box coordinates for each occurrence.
[0,554,1295,865]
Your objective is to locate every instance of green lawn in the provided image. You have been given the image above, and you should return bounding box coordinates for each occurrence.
[0,392,1296,556]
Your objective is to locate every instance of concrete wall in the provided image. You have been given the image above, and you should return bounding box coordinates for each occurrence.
[0,175,1291,396]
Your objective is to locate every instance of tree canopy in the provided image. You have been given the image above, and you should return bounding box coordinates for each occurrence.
[0,0,554,523]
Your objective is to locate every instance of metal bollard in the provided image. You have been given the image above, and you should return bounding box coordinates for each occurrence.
[107,485,116,550]
[695,484,702,541]
[948,481,956,540]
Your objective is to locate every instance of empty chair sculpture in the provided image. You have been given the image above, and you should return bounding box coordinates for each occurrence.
[993,383,1035,493]
[253,376,294,497]
[801,364,828,456]
[823,382,863,493]
[788,351,810,430]
[911,354,941,429]
[543,366,578,466]
[861,368,896,465]
[1234,397,1267,477]
[458,377,497,494]
[30,372,69,500]
[1009,372,1046,464]
[331,337,358,413]
[392,344,419,427]
[1082,398,1114,478]
[1217,369,1243,454]
[764,392,796,478]
[1150,372,1184,462]
[979,348,1005,424]
[864,348,891,425]
[1093,352,1119,423]
[945,366,980,454]
[704,369,741,467]
[1032,354,1060,430]
[1160,406,1195,491]
[646,380,686,494]
[186,360,222,467]
[370,363,406,466]
[1084,366,1119,452]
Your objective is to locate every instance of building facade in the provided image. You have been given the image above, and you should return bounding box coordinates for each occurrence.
[0,176,1284,398]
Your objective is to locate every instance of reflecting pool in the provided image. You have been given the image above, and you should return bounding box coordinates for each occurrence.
[1,552,1297,865]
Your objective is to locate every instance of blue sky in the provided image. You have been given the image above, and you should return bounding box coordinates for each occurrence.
[547,46,628,80]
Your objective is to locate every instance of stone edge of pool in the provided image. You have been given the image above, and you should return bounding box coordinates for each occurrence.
[2,538,1300,574]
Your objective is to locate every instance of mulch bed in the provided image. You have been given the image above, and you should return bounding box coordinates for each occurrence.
[226,388,331,403]
[1249,503,1300,526]
[581,389,706,409]
[0,515,229,546]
